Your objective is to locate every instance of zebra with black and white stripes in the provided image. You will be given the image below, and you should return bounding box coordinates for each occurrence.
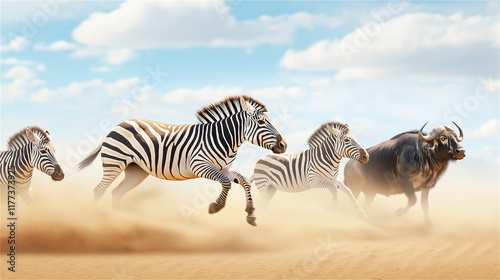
[0,126,65,203]
[252,121,368,218]
[78,95,287,226]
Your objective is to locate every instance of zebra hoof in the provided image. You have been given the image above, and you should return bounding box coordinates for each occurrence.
[208,202,223,214]
[246,216,257,227]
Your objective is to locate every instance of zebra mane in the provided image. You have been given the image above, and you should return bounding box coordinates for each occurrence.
[196,95,267,123]
[307,121,350,149]
[196,95,267,124]
[7,126,50,151]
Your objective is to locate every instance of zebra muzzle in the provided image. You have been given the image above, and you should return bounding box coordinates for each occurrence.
[271,134,287,154]
[358,149,369,164]
[51,164,65,181]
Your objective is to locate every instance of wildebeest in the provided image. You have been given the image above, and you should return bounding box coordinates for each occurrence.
[344,122,465,225]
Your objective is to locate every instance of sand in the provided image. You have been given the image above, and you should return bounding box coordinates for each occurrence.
[1,176,498,279]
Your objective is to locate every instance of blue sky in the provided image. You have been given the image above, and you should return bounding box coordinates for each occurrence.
[1,0,499,188]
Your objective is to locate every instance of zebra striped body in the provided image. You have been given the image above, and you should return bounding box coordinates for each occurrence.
[253,121,368,217]
[255,148,341,193]
[79,96,287,226]
[0,127,64,203]
[99,115,250,182]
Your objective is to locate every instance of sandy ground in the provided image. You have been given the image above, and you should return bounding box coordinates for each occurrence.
[1,177,498,279]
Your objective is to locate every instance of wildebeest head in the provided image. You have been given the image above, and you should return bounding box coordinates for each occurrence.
[418,122,465,160]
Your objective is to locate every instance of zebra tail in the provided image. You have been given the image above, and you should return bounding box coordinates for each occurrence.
[78,144,102,171]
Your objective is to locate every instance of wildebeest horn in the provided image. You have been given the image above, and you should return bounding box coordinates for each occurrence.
[452,121,463,142]
[419,122,446,143]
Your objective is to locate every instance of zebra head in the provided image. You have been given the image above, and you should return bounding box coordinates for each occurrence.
[240,97,287,154]
[325,124,369,164]
[24,128,65,181]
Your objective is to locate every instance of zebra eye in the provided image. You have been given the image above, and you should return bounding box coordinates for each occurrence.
[257,120,265,125]
[343,138,350,143]
[40,149,47,154]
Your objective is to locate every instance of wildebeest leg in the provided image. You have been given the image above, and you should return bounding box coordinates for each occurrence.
[111,163,149,210]
[223,169,257,226]
[421,188,432,226]
[350,186,361,199]
[333,180,367,219]
[363,191,376,212]
[396,178,417,217]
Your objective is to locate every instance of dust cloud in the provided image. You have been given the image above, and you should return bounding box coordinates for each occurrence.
[1,174,498,279]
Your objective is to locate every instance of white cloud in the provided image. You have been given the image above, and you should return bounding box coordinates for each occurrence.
[103,48,136,64]
[162,88,197,104]
[284,128,316,147]
[71,46,136,65]
[281,13,499,81]
[72,1,335,49]
[0,1,122,22]
[309,78,331,87]
[36,63,46,72]
[0,58,34,66]
[71,46,104,59]
[34,40,78,51]
[4,66,37,80]
[90,66,112,73]
[162,85,307,105]
[1,66,45,103]
[472,119,499,138]
[162,87,243,104]
[284,86,306,98]
[0,36,30,52]
[247,86,307,99]
[0,61,140,103]
[30,77,142,103]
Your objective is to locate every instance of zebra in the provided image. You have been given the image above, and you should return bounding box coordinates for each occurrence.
[0,126,65,203]
[252,121,368,218]
[78,95,287,226]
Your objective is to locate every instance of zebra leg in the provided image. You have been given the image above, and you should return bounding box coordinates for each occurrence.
[333,180,367,220]
[191,163,232,215]
[223,170,257,226]
[94,166,123,202]
[328,187,339,210]
[259,184,277,210]
[18,186,33,204]
[111,163,149,210]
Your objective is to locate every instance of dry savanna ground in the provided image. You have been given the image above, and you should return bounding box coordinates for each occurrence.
[1,175,498,280]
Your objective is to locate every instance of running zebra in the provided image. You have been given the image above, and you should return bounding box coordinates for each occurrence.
[79,96,287,226]
[0,126,65,203]
[252,121,368,218]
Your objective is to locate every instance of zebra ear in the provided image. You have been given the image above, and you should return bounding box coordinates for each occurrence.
[24,128,39,144]
[239,96,251,113]
[326,125,342,137]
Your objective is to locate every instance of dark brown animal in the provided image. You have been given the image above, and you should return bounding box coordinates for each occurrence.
[344,122,465,225]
